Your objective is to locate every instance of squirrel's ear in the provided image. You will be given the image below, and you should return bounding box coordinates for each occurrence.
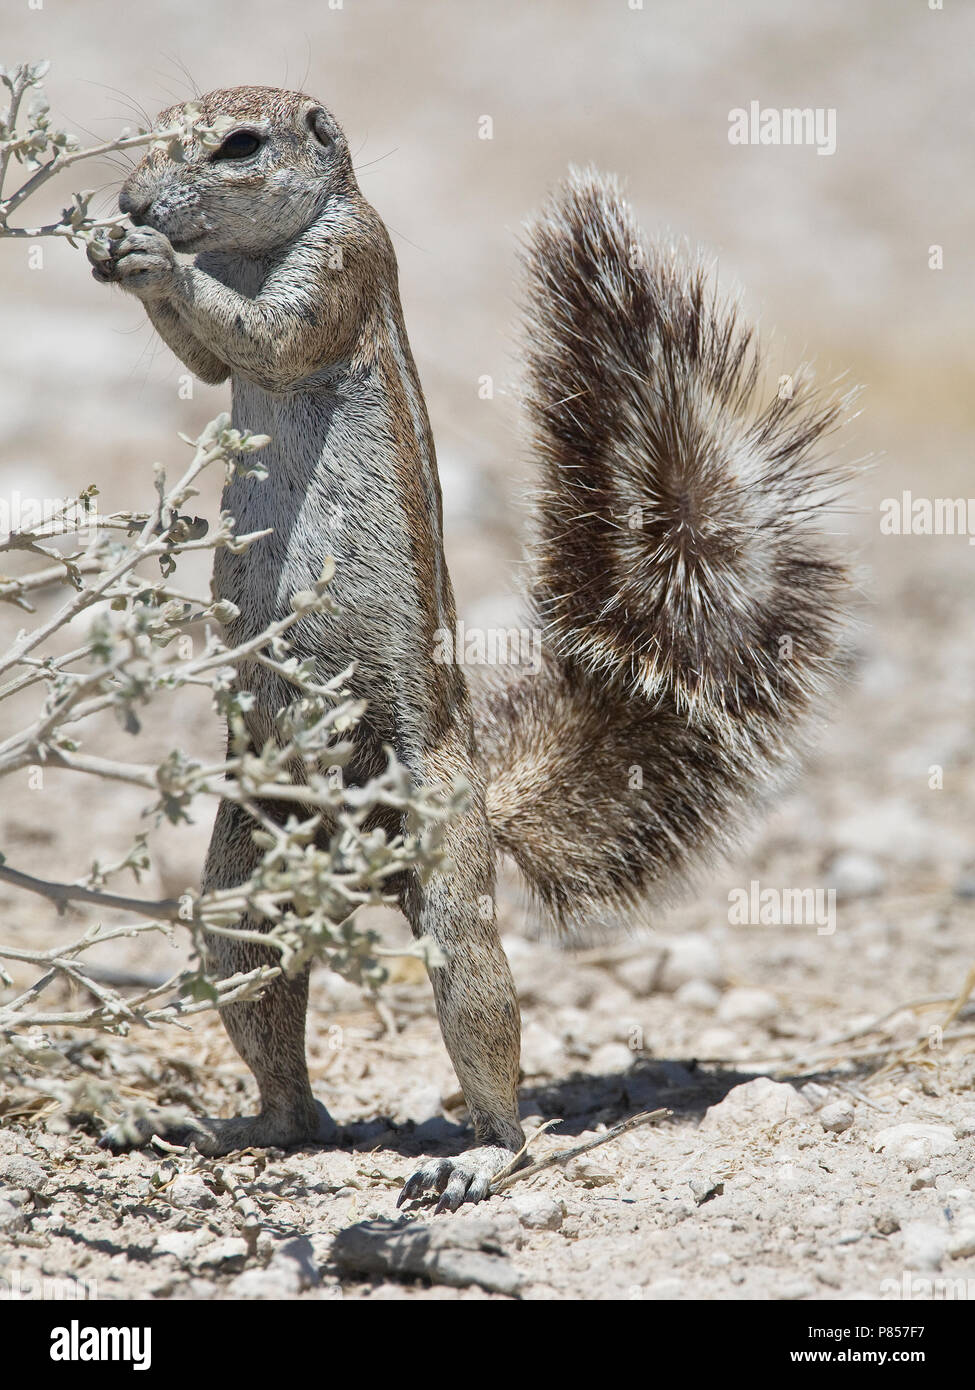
[306,107,336,152]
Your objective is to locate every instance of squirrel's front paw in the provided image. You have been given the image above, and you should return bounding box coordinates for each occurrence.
[88,226,177,299]
[397,1144,519,1213]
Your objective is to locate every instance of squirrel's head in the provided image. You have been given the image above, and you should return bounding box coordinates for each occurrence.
[118,86,355,256]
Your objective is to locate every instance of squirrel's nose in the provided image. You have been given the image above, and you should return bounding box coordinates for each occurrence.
[118,186,150,223]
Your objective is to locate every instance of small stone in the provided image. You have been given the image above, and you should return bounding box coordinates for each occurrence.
[780,1279,815,1300]
[213,1240,310,1296]
[508,1193,564,1231]
[886,1010,923,1042]
[155,1230,206,1260]
[872,1123,957,1161]
[182,1278,219,1298]
[910,1168,936,1190]
[391,1084,442,1127]
[658,935,723,990]
[900,1141,933,1170]
[564,1152,617,1187]
[613,955,663,997]
[694,1027,739,1058]
[591,984,643,1022]
[805,1205,834,1230]
[946,1225,975,1260]
[833,802,934,866]
[168,1173,217,1210]
[900,1221,946,1272]
[320,976,366,1010]
[270,1236,320,1289]
[588,1042,636,1075]
[194,1237,250,1272]
[674,979,721,1012]
[818,1100,855,1134]
[552,1007,591,1052]
[332,1213,523,1296]
[699,1078,812,1133]
[0,1196,25,1232]
[228,1265,301,1298]
[953,868,975,899]
[826,850,887,900]
[689,1175,724,1205]
[520,1022,564,1077]
[0,1156,47,1193]
[643,1278,683,1299]
[717,987,779,1026]
[874,1211,900,1235]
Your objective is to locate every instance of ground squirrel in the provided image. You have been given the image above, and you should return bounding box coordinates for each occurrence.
[90,86,851,1210]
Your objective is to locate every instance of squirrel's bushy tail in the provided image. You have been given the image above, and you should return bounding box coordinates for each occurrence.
[477,168,853,931]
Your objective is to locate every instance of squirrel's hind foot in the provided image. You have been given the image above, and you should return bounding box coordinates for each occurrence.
[98,1101,335,1156]
[397,1144,522,1214]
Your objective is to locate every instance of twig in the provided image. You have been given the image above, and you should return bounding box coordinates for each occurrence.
[0,862,185,922]
[489,1108,672,1194]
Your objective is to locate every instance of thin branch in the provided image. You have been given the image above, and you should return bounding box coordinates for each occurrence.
[489,1109,673,1195]
[0,861,185,923]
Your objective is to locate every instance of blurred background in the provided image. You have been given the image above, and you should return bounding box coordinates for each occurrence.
[1,0,973,1169]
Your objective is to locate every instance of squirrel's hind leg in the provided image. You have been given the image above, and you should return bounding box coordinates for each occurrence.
[397,758,525,1211]
[100,797,329,1156]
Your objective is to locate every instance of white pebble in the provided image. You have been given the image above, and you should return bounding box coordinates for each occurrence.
[588,1042,637,1074]
[818,1099,855,1133]
[169,1173,217,1210]
[508,1193,565,1231]
[565,1152,617,1187]
[717,987,778,1026]
[519,1021,565,1076]
[674,979,721,1012]
[872,1123,957,1161]
[826,850,887,900]
[658,935,723,990]
[699,1078,812,1133]
[900,1221,946,1272]
[946,1225,975,1260]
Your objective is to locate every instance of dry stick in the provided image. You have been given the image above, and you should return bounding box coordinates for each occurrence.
[486,1117,562,1187]
[0,861,185,922]
[772,1028,975,1077]
[797,968,975,1083]
[688,987,973,1078]
[940,962,975,1030]
[489,1107,672,1195]
[0,124,182,222]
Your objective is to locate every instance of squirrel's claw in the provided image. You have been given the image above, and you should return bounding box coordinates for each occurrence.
[397,1145,514,1213]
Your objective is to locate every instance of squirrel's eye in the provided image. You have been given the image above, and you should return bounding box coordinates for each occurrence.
[212,130,263,161]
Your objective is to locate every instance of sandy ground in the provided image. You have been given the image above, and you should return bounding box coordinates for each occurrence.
[1,1,973,1301]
